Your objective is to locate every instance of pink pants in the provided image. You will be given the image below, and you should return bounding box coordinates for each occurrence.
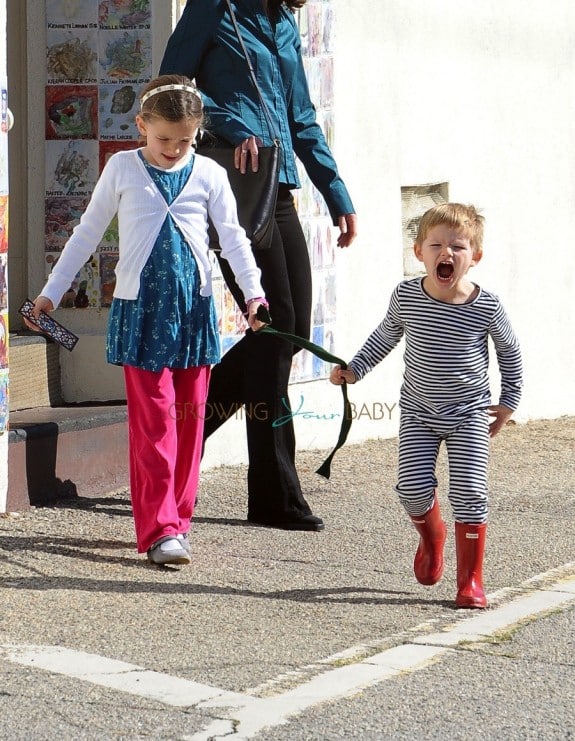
[123,365,210,553]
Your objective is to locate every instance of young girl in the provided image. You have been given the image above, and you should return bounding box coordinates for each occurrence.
[331,204,523,608]
[28,75,268,566]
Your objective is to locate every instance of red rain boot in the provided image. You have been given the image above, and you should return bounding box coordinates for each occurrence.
[409,496,447,585]
[455,522,488,609]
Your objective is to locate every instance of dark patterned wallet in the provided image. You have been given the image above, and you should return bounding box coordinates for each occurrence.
[18,299,79,351]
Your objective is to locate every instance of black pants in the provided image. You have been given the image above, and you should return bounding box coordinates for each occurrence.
[204,186,314,521]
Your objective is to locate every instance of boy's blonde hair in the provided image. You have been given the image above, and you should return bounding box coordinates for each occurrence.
[415,203,484,255]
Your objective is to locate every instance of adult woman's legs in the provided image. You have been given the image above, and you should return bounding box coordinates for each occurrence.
[204,187,322,528]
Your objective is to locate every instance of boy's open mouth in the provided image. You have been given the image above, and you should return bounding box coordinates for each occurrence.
[437,261,454,282]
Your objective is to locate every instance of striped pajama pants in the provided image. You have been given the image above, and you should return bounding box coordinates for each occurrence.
[395,411,490,524]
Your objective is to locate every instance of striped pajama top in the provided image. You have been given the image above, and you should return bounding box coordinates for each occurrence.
[349,278,523,423]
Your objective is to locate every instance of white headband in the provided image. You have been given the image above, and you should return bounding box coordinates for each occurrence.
[141,83,202,107]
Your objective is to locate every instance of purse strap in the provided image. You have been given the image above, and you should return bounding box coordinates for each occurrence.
[224,0,279,143]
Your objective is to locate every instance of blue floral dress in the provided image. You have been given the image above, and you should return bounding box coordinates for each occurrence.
[107,152,220,371]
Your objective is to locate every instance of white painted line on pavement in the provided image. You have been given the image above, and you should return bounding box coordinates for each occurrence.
[0,644,255,710]
[413,584,575,647]
[522,560,575,588]
[198,644,450,741]
[190,571,575,740]
[2,567,575,740]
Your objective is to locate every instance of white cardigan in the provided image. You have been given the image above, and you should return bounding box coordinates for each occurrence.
[41,148,264,307]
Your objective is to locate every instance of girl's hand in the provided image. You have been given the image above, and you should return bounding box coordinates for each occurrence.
[487,404,514,437]
[337,213,358,248]
[246,300,268,332]
[330,364,356,385]
[24,296,54,331]
[234,136,263,174]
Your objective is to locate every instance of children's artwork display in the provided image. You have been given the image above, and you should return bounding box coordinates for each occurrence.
[44,0,148,308]
[0,77,8,437]
[43,0,338,383]
[292,0,337,382]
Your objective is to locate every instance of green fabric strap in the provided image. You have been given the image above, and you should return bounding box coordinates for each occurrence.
[257,312,351,479]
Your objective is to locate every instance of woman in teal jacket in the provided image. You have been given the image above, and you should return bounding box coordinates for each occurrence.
[160,0,357,531]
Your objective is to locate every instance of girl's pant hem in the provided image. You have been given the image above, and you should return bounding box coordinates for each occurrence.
[124,364,210,553]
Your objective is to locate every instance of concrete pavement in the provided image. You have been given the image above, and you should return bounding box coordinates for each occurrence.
[0,416,574,739]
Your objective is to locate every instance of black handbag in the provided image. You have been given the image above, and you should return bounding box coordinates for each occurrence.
[198,136,280,252]
[197,0,281,251]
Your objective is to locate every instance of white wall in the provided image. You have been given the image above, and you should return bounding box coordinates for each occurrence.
[327,0,575,438]
[23,0,575,468]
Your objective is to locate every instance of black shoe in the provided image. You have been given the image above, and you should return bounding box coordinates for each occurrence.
[247,513,325,532]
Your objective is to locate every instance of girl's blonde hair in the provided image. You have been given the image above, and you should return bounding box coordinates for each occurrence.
[416,203,485,254]
[138,75,204,127]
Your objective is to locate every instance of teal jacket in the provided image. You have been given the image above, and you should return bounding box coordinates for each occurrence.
[159,0,355,222]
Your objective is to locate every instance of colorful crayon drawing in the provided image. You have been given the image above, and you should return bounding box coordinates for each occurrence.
[46,0,97,26]
[99,139,139,174]
[99,84,139,139]
[47,30,98,83]
[100,252,119,307]
[0,370,8,431]
[0,195,8,253]
[0,313,7,369]
[45,250,100,308]
[46,140,98,196]
[46,85,98,140]
[0,255,7,311]
[98,0,151,30]
[99,30,151,82]
[45,196,88,251]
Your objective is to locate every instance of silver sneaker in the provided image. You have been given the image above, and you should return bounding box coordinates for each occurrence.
[147,536,191,565]
[177,533,191,554]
